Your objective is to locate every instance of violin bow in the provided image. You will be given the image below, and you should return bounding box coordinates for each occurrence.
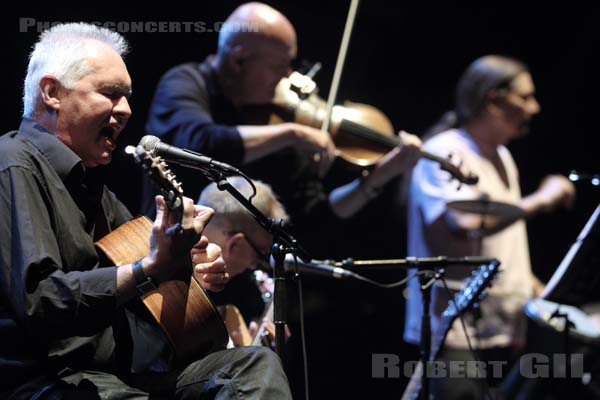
[321,0,360,133]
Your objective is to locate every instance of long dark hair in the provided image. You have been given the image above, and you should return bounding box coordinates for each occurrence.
[425,55,528,138]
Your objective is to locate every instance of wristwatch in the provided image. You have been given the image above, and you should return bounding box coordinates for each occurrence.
[132,259,158,296]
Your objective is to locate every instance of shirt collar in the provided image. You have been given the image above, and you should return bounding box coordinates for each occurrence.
[456,127,484,156]
[200,56,223,99]
[18,118,84,182]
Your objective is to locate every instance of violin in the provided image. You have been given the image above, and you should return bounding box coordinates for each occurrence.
[270,72,479,186]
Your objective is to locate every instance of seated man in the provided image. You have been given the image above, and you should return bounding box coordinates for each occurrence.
[194,177,289,345]
[0,22,291,399]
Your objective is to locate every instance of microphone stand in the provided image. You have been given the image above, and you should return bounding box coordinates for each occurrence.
[416,266,445,400]
[336,256,490,400]
[548,309,575,395]
[204,171,311,359]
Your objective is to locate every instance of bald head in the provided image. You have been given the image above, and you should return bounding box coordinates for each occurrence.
[218,2,297,58]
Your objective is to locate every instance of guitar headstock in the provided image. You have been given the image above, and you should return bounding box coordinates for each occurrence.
[252,270,274,304]
[442,260,501,319]
[127,145,184,211]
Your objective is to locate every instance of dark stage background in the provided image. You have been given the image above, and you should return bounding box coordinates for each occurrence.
[4,2,600,399]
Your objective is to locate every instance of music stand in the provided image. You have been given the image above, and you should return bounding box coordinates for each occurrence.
[542,202,600,305]
[524,202,600,397]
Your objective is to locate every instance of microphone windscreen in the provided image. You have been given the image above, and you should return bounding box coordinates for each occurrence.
[139,135,160,152]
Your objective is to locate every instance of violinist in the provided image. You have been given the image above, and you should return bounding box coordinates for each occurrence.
[140,2,422,227]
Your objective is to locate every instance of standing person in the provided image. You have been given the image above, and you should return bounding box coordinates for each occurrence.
[0,22,292,399]
[404,55,576,399]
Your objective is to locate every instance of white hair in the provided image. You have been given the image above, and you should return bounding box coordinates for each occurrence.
[198,176,289,228]
[22,22,129,117]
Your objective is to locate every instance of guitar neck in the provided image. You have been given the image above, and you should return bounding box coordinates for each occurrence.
[251,299,274,347]
[401,261,500,400]
[430,314,455,362]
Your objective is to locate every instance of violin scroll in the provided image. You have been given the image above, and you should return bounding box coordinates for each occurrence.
[421,152,479,186]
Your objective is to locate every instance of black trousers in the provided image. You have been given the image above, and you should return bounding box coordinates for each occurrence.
[13,347,291,399]
[429,347,518,400]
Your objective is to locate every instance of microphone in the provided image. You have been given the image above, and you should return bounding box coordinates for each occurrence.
[324,256,498,269]
[404,256,498,268]
[138,135,240,175]
[274,254,356,280]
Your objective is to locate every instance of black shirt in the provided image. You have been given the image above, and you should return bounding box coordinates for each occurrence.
[141,58,245,218]
[0,119,132,393]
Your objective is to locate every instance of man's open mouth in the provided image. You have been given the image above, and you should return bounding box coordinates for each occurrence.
[100,126,115,140]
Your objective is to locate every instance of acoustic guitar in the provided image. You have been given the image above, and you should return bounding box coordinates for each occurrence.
[250,271,276,347]
[220,271,276,348]
[401,260,501,400]
[95,146,229,366]
[222,301,275,348]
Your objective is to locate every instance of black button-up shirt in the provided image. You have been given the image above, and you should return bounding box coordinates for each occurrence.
[0,119,132,393]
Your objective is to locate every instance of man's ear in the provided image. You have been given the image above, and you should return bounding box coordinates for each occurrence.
[484,90,506,117]
[226,232,246,253]
[227,45,247,72]
[39,76,62,112]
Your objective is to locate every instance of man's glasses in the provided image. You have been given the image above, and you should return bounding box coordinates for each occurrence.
[224,230,271,266]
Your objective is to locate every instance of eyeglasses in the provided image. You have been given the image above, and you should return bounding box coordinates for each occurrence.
[224,230,271,266]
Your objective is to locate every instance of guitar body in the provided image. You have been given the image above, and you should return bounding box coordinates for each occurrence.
[219,304,253,347]
[96,216,229,365]
[220,271,276,348]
